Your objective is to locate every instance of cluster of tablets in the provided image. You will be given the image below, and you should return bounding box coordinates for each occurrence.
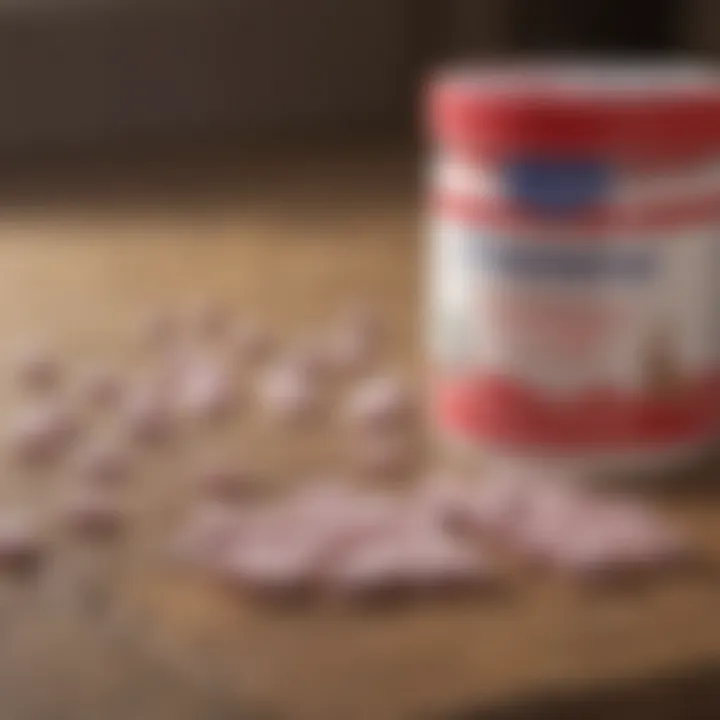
[0,298,690,606]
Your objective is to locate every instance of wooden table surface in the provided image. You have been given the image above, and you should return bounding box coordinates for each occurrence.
[0,145,718,720]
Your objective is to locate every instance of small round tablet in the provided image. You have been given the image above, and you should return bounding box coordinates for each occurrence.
[395,532,492,592]
[286,342,333,381]
[323,326,375,374]
[289,484,401,548]
[170,504,246,567]
[175,357,236,421]
[350,431,415,477]
[578,502,684,567]
[193,458,259,500]
[218,530,327,600]
[230,320,274,364]
[343,375,414,429]
[326,529,489,600]
[457,473,539,537]
[512,485,594,560]
[324,539,408,599]
[0,512,43,571]
[63,489,125,538]
[80,365,123,408]
[74,437,130,485]
[123,384,173,443]
[413,471,473,529]
[8,402,77,462]
[258,363,320,423]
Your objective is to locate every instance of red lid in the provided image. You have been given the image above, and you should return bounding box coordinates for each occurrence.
[427,63,720,160]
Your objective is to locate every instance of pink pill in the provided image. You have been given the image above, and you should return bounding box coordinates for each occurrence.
[258,363,320,423]
[466,464,584,537]
[323,326,375,374]
[218,531,327,599]
[289,479,371,517]
[583,502,685,564]
[327,528,489,599]
[541,499,686,580]
[193,458,259,500]
[175,357,236,421]
[290,478,360,512]
[170,504,246,567]
[123,384,172,442]
[9,402,76,462]
[0,513,43,571]
[14,343,60,391]
[545,529,637,578]
[230,320,274,364]
[512,486,595,560]
[80,366,122,408]
[343,375,414,429]
[153,346,193,388]
[350,431,415,477]
[289,484,401,548]
[74,438,130,485]
[450,475,533,536]
[230,493,391,574]
[395,533,493,591]
[413,471,473,529]
[238,499,342,547]
[324,540,408,599]
[287,342,334,381]
[63,489,125,538]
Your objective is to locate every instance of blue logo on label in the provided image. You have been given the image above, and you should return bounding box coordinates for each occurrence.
[504,159,610,213]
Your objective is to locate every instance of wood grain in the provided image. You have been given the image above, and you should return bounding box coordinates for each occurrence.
[0,148,716,720]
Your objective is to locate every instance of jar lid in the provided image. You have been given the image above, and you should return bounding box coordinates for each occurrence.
[427,62,720,160]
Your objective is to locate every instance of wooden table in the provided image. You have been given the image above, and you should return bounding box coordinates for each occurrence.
[0,145,718,720]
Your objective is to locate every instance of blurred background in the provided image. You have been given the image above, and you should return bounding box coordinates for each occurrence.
[0,0,714,161]
[0,4,716,720]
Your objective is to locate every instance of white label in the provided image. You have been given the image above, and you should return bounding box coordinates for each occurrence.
[430,220,717,399]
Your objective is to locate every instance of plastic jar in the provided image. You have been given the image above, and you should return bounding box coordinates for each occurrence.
[426,63,720,477]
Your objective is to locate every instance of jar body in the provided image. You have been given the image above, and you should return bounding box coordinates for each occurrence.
[427,64,720,478]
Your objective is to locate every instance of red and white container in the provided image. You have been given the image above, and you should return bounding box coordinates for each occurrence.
[426,63,720,477]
